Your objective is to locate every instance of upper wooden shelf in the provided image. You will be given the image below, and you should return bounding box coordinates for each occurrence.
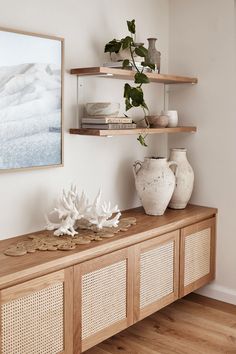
[69,126,197,137]
[70,67,198,85]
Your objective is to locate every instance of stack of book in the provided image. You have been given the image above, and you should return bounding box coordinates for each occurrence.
[81,116,136,130]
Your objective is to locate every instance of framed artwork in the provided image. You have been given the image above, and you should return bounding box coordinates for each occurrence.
[0,27,64,172]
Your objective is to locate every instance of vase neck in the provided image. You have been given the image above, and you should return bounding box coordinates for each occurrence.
[170,149,187,160]
[145,157,167,167]
[147,38,157,48]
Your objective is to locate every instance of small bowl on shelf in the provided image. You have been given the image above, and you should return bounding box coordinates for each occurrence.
[146,115,169,128]
[85,102,120,117]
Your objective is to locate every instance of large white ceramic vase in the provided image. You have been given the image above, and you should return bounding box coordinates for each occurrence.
[168,148,194,209]
[133,157,177,216]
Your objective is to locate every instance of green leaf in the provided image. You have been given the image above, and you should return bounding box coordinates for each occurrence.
[134,46,148,57]
[127,19,136,34]
[141,61,155,70]
[137,135,148,147]
[124,83,132,98]
[130,87,144,106]
[134,72,149,84]
[122,36,133,49]
[104,39,122,54]
[122,59,130,69]
[125,98,133,111]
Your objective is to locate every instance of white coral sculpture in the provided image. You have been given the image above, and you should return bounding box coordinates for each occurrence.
[45,185,121,236]
[85,190,121,229]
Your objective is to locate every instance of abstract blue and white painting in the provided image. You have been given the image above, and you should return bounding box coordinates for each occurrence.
[0,29,63,170]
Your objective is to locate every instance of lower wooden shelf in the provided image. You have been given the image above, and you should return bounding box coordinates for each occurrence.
[69,126,197,137]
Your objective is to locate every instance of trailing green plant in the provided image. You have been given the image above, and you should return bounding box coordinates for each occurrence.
[104,19,155,147]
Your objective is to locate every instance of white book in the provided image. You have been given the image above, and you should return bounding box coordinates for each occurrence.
[81,123,137,130]
[81,117,133,124]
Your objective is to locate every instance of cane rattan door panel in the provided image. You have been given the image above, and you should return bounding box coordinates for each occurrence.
[0,268,73,354]
[74,248,133,352]
[180,217,216,297]
[134,230,179,321]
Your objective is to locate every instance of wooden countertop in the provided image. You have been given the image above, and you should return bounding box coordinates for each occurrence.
[0,204,217,290]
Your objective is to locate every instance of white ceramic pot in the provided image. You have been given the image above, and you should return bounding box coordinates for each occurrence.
[163,110,178,127]
[168,148,194,209]
[133,157,177,216]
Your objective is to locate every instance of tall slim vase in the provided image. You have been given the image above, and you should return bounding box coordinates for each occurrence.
[168,148,194,209]
[147,38,161,73]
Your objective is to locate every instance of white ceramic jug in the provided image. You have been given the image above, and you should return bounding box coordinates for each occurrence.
[133,157,177,216]
[168,148,194,209]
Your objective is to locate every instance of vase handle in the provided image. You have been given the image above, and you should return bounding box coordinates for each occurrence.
[168,161,178,177]
[133,160,143,176]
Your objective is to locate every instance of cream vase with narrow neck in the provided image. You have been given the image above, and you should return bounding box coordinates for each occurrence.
[133,157,177,216]
[168,148,194,209]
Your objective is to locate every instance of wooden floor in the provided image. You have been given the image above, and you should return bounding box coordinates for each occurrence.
[85,294,236,354]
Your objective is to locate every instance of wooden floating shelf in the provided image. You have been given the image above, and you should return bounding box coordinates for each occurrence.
[69,126,197,137]
[70,67,198,84]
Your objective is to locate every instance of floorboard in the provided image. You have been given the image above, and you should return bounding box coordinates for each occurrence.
[85,294,236,354]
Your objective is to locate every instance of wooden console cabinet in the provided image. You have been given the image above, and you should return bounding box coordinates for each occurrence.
[0,204,217,353]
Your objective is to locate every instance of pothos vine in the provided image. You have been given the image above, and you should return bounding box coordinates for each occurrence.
[104,19,155,146]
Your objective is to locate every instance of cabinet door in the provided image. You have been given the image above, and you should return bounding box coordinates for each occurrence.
[179,217,216,297]
[74,248,133,353]
[134,230,179,322]
[0,268,73,354]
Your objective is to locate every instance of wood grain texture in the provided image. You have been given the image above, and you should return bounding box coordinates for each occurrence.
[134,231,179,321]
[77,248,133,352]
[0,204,217,290]
[179,217,216,297]
[69,126,197,137]
[0,269,70,354]
[84,294,236,354]
[64,267,74,354]
[73,265,82,354]
[0,270,64,304]
[70,67,198,84]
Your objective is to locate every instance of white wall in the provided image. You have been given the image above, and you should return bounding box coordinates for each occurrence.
[0,0,169,238]
[169,0,236,304]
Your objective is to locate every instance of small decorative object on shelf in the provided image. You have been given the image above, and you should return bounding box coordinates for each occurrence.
[45,184,121,236]
[3,216,137,257]
[147,38,161,73]
[168,148,194,209]
[146,114,168,128]
[85,102,120,117]
[164,110,179,127]
[104,19,155,146]
[133,157,177,215]
[83,102,137,130]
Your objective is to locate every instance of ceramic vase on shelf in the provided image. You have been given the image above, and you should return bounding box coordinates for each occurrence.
[133,157,177,216]
[147,38,161,73]
[168,148,194,209]
[163,110,178,127]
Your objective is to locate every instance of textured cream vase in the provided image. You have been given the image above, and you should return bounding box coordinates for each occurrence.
[169,148,194,209]
[133,157,177,216]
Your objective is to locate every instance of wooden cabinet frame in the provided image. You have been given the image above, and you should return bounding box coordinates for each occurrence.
[74,248,134,353]
[133,230,179,322]
[0,268,73,354]
[179,217,216,297]
[0,205,217,354]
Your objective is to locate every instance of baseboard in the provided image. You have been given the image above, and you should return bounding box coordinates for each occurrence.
[194,283,236,305]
